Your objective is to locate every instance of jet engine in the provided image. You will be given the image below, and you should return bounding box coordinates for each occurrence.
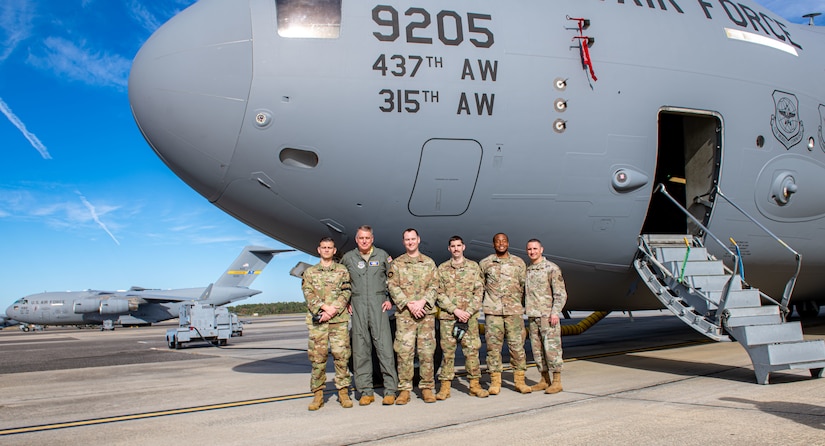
[73,298,138,315]
[99,299,139,315]
[73,299,102,314]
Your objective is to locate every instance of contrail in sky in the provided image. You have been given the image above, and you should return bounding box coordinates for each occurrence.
[0,96,52,159]
[77,192,121,245]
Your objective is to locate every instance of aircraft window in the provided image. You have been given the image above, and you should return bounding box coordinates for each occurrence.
[276,0,341,39]
[279,148,319,168]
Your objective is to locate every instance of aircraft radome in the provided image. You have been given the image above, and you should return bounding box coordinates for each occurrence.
[128,1,825,320]
[5,246,288,330]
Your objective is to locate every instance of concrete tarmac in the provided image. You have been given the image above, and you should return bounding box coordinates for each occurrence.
[1,311,824,445]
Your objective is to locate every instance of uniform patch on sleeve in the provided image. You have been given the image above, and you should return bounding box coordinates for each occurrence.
[387,271,394,278]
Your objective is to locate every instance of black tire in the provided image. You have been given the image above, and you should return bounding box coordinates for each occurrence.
[796,301,821,320]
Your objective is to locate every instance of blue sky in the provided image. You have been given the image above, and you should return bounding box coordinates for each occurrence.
[1,0,822,313]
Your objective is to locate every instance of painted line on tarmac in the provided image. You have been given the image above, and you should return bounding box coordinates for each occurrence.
[0,392,312,436]
[0,339,709,436]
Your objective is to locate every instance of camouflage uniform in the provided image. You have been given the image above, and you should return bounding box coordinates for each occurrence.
[302,261,352,392]
[388,253,438,391]
[341,247,398,397]
[525,256,567,373]
[436,259,484,381]
[480,253,527,373]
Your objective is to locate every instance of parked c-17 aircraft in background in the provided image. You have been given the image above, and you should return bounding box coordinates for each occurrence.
[129,0,825,383]
[5,246,288,330]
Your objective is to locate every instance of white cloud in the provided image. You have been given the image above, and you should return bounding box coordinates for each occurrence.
[0,183,250,247]
[128,0,196,33]
[0,186,122,243]
[26,37,131,89]
[76,191,121,245]
[127,0,162,33]
[0,0,34,62]
[0,96,52,159]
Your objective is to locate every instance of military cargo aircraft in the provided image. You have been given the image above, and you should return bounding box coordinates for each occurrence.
[5,246,287,330]
[128,1,825,381]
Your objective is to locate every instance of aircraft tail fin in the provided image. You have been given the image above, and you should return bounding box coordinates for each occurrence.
[199,283,214,300]
[214,246,292,288]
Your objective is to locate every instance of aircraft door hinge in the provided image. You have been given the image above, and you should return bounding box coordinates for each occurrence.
[567,16,597,82]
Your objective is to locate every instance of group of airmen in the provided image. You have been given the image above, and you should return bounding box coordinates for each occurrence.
[301,225,568,410]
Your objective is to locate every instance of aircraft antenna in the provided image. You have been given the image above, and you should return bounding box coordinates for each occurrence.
[803,12,821,26]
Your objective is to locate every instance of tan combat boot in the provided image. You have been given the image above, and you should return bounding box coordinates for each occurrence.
[308,390,324,411]
[338,388,353,408]
[488,372,502,395]
[435,380,451,400]
[422,388,437,403]
[469,378,489,398]
[545,372,563,394]
[531,371,551,392]
[514,370,533,394]
[395,390,411,405]
[358,394,375,406]
[382,393,396,405]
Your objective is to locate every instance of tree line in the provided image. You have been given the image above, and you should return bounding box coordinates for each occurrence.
[228,302,307,316]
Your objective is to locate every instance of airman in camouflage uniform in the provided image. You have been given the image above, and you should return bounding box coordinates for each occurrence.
[435,235,489,399]
[525,239,567,394]
[388,228,438,404]
[480,233,532,395]
[302,237,352,410]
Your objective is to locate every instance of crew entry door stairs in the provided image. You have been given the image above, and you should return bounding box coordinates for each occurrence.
[634,188,825,384]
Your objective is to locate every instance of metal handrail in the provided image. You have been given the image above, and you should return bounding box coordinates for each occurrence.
[718,262,782,308]
[653,184,739,317]
[710,186,801,316]
[637,240,716,304]
[654,185,736,259]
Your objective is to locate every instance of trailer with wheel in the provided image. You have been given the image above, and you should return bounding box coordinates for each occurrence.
[166,302,239,348]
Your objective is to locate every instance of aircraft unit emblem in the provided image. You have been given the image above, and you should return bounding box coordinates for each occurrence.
[771,90,803,149]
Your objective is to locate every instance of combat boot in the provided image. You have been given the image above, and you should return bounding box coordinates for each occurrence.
[488,372,502,395]
[531,371,551,392]
[308,390,324,411]
[514,370,533,394]
[545,372,563,394]
[382,393,396,405]
[422,388,436,403]
[469,378,489,398]
[358,394,375,406]
[395,390,411,405]
[338,388,353,408]
[435,380,451,400]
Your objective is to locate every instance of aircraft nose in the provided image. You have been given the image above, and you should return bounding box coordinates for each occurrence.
[128,0,253,201]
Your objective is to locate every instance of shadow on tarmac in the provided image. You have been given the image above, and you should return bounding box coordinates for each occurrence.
[232,352,308,375]
[720,396,825,431]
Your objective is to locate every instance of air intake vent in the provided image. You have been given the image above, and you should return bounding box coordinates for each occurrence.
[279,148,318,168]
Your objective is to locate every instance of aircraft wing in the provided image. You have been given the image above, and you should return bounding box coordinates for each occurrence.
[116,288,208,303]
